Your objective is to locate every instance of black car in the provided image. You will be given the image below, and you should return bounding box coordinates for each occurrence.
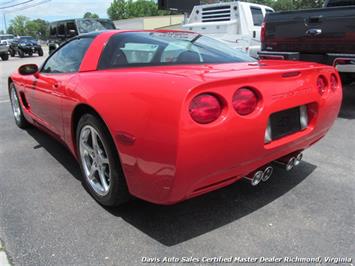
[9,36,44,58]
[48,18,116,54]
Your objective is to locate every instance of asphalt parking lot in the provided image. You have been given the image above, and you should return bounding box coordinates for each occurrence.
[0,53,354,266]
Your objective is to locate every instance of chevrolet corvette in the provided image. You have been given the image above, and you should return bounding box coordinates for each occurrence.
[8,30,342,206]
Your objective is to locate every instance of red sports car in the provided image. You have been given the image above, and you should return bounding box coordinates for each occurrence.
[9,30,342,206]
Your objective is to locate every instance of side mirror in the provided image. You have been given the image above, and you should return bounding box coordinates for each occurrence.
[19,64,39,76]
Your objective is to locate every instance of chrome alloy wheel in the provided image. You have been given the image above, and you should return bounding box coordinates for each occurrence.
[10,86,21,123]
[79,125,111,196]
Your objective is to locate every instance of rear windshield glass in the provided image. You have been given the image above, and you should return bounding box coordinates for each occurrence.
[77,19,107,34]
[99,32,254,69]
[250,7,263,26]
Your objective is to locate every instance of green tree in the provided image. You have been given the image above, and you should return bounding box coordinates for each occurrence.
[108,0,127,20]
[7,25,14,35]
[8,16,28,36]
[7,16,49,39]
[108,0,169,20]
[25,19,49,39]
[84,12,100,19]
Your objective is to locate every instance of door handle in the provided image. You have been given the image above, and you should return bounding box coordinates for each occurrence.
[306,28,322,36]
[52,83,59,89]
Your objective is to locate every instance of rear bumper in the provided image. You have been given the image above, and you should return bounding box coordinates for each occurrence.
[258,51,355,73]
[0,46,8,54]
[21,46,41,53]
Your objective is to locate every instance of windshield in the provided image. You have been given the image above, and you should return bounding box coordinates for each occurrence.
[19,37,36,43]
[77,19,107,34]
[99,32,255,69]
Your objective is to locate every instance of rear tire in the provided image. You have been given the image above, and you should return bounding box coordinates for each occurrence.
[38,48,44,57]
[9,83,29,129]
[76,114,130,207]
[1,54,9,61]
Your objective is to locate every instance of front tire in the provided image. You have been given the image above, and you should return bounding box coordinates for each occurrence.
[76,114,130,207]
[9,49,15,57]
[9,83,29,129]
[18,50,25,58]
[1,54,9,61]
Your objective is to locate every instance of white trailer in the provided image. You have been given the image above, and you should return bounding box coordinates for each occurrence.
[182,1,274,58]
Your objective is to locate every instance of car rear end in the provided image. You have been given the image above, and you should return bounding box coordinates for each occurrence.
[166,61,342,204]
[259,6,355,80]
[0,42,9,60]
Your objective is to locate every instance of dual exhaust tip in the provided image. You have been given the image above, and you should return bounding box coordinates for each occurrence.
[245,166,274,186]
[275,152,303,171]
[244,152,303,186]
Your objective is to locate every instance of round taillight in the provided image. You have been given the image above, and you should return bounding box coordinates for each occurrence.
[189,94,222,124]
[232,88,258,116]
[317,76,328,96]
[330,74,338,92]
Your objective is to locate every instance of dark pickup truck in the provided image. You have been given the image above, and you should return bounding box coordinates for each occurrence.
[259,0,355,84]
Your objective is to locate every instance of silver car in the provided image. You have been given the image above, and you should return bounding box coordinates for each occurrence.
[0,34,14,61]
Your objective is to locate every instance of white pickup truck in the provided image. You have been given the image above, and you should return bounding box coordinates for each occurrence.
[182,1,274,58]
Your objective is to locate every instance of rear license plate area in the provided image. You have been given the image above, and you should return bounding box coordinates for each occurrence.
[270,107,301,140]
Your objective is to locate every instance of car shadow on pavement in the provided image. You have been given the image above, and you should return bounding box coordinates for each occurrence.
[338,84,355,119]
[108,162,316,246]
[24,119,316,247]
[26,128,82,181]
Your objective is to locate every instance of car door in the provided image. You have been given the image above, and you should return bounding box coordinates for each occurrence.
[28,37,93,137]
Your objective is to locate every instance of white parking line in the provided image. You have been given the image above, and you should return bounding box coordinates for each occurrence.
[0,100,10,104]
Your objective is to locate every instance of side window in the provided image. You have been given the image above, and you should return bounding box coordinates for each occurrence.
[265,9,274,14]
[121,43,159,64]
[326,0,355,6]
[57,23,66,37]
[250,7,263,26]
[161,41,201,63]
[66,22,78,36]
[50,24,57,36]
[42,38,93,74]
[99,35,160,69]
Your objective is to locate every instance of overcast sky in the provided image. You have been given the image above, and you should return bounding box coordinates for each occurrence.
[0,0,114,31]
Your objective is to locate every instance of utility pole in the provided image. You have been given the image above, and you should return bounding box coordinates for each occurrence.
[3,13,7,33]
